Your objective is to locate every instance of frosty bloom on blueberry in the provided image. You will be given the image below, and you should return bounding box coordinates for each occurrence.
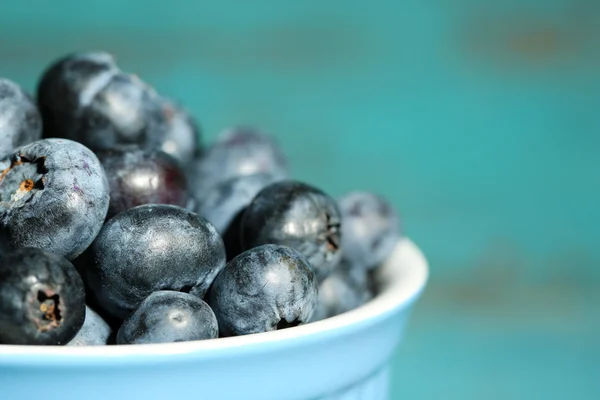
[194,172,282,260]
[339,191,400,270]
[67,306,111,346]
[0,78,42,159]
[82,204,226,320]
[195,173,280,235]
[188,125,288,198]
[117,291,218,345]
[311,259,372,322]
[37,51,201,165]
[0,248,85,345]
[209,244,318,336]
[0,138,109,260]
[241,180,342,280]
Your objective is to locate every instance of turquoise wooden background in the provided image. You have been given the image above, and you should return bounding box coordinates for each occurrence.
[2,1,599,398]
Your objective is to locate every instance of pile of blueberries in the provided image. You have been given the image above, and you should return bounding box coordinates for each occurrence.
[0,52,400,346]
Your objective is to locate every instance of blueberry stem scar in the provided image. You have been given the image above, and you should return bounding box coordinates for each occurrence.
[19,179,34,192]
[36,290,62,332]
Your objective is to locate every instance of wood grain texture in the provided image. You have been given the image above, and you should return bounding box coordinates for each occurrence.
[1,1,598,398]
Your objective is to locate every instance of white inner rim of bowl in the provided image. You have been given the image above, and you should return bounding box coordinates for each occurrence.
[0,237,428,357]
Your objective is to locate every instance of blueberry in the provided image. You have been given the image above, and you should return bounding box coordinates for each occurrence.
[241,180,342,280]
[116,291,218,345]
[188,126,288,198]
[194,173,282,260]
[310,260,372,322]
[82,204,226,319]
[0,78,42,159]
[0,248,85,345]
[71,72,165,147]
[0,138,109,260]
[37,51,201,164]
[208,244,318,336]
[339,192,400,270]
[195,173,281,235]
[67,306,111,346]
[97,146,188,219]
[37,51,119,140]
[158,98,202,165]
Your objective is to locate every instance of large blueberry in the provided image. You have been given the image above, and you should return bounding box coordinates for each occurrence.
[0,78,42,159]
[0,248,85,345]
[241,180,342,280]
[339,192,400,270]
[37,51,119,141]
[70,72,165,148]
[208,244,318,336]
[116,291,218,345]
[67,305,111,346]
[310,260,372,322]
[82,204,226,319]
[188,126,288,198]
[0,138,109,260]
[97,146,188,219]
[37,51,201,164]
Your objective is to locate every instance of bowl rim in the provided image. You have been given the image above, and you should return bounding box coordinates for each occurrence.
[0,237,428,359]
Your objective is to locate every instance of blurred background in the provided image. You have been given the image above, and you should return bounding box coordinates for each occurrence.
[2,0,598,398]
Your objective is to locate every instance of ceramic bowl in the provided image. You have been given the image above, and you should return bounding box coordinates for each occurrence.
[0,237,428,400]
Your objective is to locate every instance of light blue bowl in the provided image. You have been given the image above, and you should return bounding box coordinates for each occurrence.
[0,238,428,400]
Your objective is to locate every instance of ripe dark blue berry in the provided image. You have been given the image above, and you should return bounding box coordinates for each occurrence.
[310,260,372,322]
[0,248,85,345]
[157,98,202,164]
[195,173,282,261]
[188,126,288,198]
[37,51,201,164]
[116,291,218,345]
[0,138,109,260]
[67,306,111,346]
[208,244,318,336]
[194,173,280,235]
[82,204,226,319]
[241,180,342,280]
[37,51,118,141]
[97,146,188,219]
[339,192,400,270]
[0,78,42,159]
